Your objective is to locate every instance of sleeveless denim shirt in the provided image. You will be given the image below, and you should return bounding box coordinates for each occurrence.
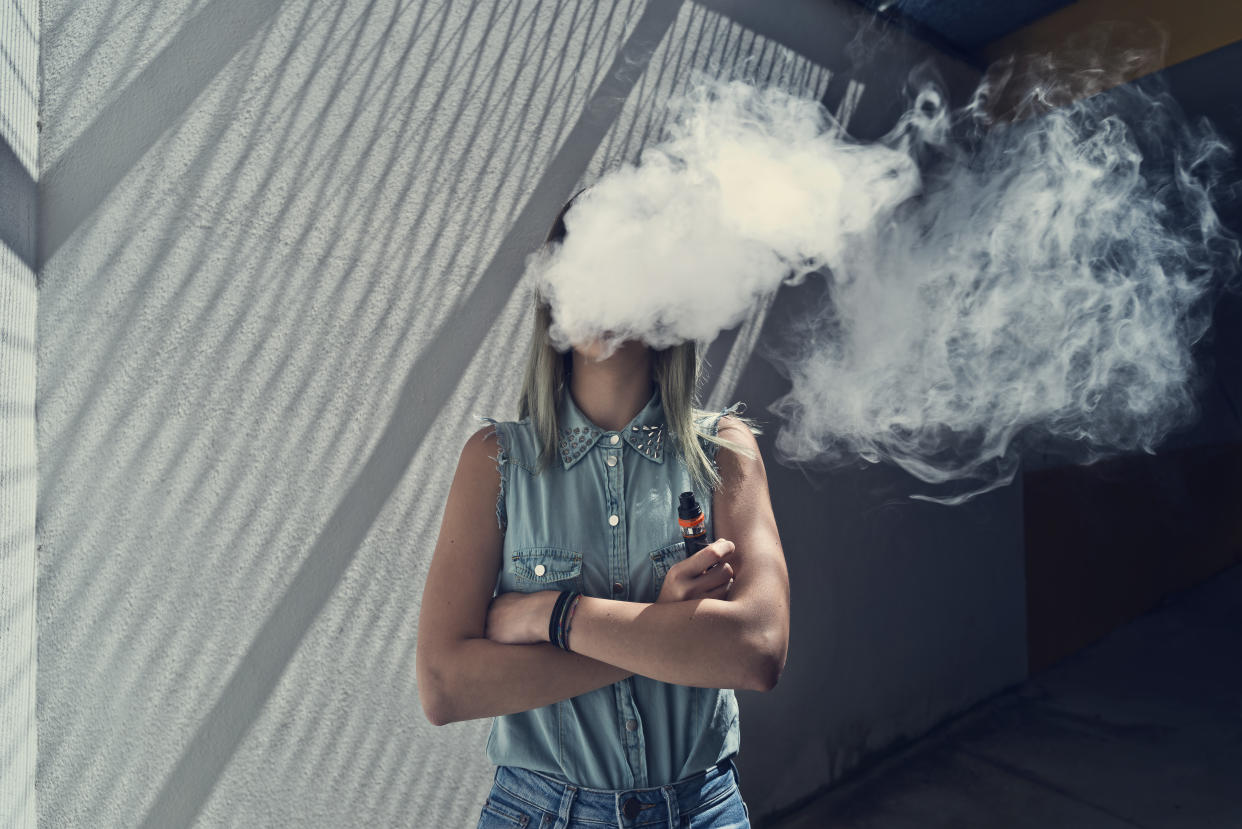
[478,387,745,789]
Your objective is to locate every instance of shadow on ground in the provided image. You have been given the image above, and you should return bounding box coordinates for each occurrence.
[767,562,1242,829]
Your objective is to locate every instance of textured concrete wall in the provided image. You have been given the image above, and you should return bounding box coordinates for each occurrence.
[1,1,39,826]
[35,1,1022,826]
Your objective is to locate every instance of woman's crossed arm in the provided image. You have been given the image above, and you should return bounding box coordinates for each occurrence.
[417,427,634,726]
[417,420,789,726]
[484,417,787,693]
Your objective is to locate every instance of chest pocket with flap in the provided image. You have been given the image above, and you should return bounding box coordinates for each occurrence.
[508,547,584,593]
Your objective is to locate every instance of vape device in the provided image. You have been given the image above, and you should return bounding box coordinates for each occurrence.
[678,491,709,556]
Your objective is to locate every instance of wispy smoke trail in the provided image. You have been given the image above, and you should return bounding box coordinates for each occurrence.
[525,50,1240,502]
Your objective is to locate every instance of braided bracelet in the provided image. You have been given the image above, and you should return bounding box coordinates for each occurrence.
[561,592,582,651]
[555,590,580,650]
[548,591,571,646]
[549,590,583,651]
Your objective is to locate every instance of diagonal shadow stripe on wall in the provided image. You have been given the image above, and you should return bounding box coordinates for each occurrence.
[37,0,293,270]
[136,2,686,826]
[0,131,36,270]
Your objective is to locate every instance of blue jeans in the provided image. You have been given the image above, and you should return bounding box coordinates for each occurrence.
[476,757,751,828]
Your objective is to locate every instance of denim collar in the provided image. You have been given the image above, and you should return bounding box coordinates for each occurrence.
[557,386,666,469]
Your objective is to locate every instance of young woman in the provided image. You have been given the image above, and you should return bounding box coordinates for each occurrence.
[416,194,790,828]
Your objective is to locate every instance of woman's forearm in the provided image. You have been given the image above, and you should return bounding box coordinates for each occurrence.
[567,596,770,690]
[432,637,633,725]
[428,592,769,724]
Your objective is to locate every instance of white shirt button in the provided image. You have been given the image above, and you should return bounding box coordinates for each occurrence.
[625,719,638,731]
[606,455,617,467]
[609,514,619,526]
[534,564,545,576]
[609,434,619,445]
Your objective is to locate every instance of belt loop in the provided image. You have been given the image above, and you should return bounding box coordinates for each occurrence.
[556,784,577,828]
[661,784,680,829]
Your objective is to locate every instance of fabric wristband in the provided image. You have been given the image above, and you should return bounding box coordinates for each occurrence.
[549,590,583,651]
[549,590,571,647]
[561,593,583,651]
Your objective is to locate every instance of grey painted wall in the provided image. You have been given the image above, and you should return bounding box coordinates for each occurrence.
[1,1,38,827]
[34,1,1024,826]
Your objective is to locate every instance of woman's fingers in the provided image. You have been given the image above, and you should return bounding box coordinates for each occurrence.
[684,562,732,601]
[661,540,736,602]
[677,570,733,601]
[698,560,732,581]
[697,560,733,588]
[679,539,734,577]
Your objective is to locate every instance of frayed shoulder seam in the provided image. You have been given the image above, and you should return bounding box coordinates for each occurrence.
[477,416,509,533]
[696,401,749,478]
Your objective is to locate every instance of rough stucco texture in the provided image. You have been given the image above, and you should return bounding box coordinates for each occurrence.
[37,2,652,826]
[1,1,39,826]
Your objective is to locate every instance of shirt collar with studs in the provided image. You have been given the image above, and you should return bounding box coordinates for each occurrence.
[556,386,667,469]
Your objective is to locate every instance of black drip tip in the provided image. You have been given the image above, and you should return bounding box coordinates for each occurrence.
[678,491,702,521]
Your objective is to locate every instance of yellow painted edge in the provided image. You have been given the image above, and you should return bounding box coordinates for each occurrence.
[983,0,1242,77]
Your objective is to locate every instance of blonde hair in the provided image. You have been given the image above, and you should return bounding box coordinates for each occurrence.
[517,193,761,493]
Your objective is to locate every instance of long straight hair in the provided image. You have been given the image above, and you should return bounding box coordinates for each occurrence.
[517,190,760,493]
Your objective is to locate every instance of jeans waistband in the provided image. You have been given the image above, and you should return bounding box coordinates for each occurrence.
[493,758,738,826]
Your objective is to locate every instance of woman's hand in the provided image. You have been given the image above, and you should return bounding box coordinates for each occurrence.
[485,590,559,645]
[656,539,735,603]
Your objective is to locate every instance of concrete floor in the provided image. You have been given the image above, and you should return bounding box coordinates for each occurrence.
[768,562,1242,829]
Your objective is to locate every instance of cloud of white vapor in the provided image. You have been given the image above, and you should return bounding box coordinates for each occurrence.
[527,77,918,353]
[524,58,1239,502]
